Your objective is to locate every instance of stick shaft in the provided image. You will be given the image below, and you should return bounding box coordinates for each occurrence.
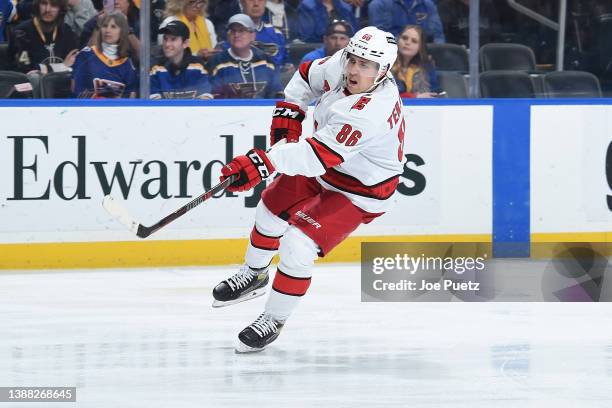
[137,174,237,238]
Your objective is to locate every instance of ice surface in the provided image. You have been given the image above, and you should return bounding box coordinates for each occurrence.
[1,263,612,407]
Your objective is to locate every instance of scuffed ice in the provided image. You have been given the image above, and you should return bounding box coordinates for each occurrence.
[1,264,612,407]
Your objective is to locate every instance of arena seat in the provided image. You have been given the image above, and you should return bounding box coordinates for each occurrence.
[479,71,536,98]
[0,43,9,70]
[40,72,73,98]
[286,42,322,66]
[427,43,469,72]
[479,43,537,72]
[437,71,468,98]
[0,71,33,98]
[543,70,602,98]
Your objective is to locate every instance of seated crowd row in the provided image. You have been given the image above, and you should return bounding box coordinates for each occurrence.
[1,0,444,98]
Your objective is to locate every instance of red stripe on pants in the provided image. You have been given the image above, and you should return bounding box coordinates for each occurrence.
[250,227,281,251]
[272,269,311,297]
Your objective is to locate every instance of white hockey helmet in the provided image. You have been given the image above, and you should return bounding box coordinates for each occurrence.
[344,26,398,86]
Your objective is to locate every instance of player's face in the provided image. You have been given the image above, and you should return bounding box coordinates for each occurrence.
[398,28,421,61]
[228,24,255,51]
[101,18,121,44]
[162,34,188,60]
[241,0,265,19]
[39,0,60,23]
[345,54,379,94]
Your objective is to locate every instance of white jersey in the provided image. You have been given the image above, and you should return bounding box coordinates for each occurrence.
[267,50,407,213]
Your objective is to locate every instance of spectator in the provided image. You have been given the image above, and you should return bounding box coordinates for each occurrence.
[8,0,79,74]
[72,10,138,97]
[239,0,289,70]
[1,0,17,42]
[300,19,352,63]
[158,0,218,61]
[150,20,212,98]
[391,24,440,97]
[208,13,282,98]
[297,0,358,43]
[64,0,97,36]
[343,0,368,28]
[368,0,445,43]
[264,0,300,41]
[80,0,140,50]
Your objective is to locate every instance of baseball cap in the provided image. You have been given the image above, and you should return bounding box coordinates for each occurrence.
[159,20,190,40]
[227,13,256,32]
[325,20,353,37]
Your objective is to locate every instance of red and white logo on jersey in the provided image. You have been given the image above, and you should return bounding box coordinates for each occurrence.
[361,34,372,41]
[351,96,371,111]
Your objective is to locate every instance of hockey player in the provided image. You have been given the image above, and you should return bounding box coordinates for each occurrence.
[213,26,406,353]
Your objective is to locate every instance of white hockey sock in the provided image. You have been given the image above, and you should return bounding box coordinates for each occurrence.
[245,201,289,269]
[265,227,319,322]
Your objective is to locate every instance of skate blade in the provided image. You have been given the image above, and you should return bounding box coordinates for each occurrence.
[211,288,266,308]
[234,340,266,354]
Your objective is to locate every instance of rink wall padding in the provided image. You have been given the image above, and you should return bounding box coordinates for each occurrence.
[1,99,611,269]
[0,234,490,270]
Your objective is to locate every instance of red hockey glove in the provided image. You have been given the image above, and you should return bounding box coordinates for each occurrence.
[220,149,275,192]
[270,101,305,146]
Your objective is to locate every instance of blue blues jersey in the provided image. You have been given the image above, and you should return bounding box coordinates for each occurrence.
[208,46,282,99]
[368,0,446,43]
[220,22,288,68]
[300,46,326,64]
[72,46,138,98]
[254,22,288,67]
[150,51,212,99]
[298,0,359,43]
[0,0,15,42]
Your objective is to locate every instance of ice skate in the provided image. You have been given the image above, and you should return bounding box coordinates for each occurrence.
[235,313,284,353]
[212,265,269,308]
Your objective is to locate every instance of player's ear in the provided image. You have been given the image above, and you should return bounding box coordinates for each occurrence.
[183,39,190,50]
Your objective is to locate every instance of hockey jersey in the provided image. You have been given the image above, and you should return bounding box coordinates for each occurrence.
[208,46,282,99]
[219,22,288,68]
[0,0,16,43]
[149,50,212,99]
[72,46,138,98]
[267,50,407,213]
[300,46,326,64]
[253,21,288,68]
[8,18,78,73]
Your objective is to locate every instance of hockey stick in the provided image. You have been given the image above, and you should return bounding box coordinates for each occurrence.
[102,174,237,239]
